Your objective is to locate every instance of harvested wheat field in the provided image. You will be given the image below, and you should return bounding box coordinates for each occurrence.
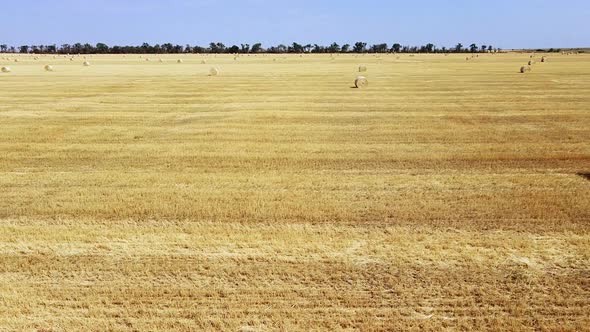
[1,53,590,331]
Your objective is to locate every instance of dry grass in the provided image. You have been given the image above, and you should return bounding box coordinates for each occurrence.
[0,52,589,331]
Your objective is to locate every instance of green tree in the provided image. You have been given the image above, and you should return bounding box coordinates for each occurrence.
[291,42,304,53]
[60,44,71,54]
[251,43,263,53]
[353,42,367,53]
[370,43,388,53]
[276,44,287,53]
[328,42,340,53]
[209,42,226,53]
[312,44,323,53]
[173,45,184,53]
[96,43,109,53]
[162,43,174,53]
[228,45,240,53]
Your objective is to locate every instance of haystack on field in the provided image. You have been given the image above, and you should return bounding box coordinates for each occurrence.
[354,75,369,88]
[0,52,589,331]
[209,66,220,76]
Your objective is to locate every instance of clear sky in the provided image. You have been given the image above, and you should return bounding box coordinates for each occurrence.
[2,0,588,49]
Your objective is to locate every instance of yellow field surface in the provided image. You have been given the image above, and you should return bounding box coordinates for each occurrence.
[0,53,589,330]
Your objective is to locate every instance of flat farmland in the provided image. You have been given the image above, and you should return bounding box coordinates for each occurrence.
[0,53,589,330]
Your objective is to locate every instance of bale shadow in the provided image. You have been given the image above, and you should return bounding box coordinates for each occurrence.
[577,173,590,181]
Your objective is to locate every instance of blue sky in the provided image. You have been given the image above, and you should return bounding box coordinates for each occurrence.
[2,0,588,48]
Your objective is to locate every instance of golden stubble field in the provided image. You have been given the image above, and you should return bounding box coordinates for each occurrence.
[0,52,589,331]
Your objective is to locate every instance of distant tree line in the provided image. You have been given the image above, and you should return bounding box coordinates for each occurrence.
[0,42,509,54]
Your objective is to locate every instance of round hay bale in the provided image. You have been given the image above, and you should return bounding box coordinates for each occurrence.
[528,60,533,65]
[159,58,163,63]
[14,59,19,63]
[44,64,54,72]
[83,61,90,66]
[177,59,183,63]
[358,65,367,72]
[201,60,207,64]
[541,56,546,62]
[355,76,368,89]
[145,58,150,61]
[209,67,220,76]
[1,66,11,73]
[70,58,74,61]
[520,66,531,73]
[466,57,470,61]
